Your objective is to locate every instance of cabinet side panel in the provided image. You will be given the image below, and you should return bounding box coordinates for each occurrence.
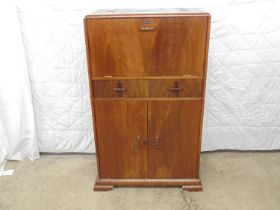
[196,15,211,175]
[84,18,102,178]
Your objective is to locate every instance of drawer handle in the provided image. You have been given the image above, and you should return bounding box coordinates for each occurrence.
[168,81,183,92]
[139,27,156,31]
[168,87,183,92]
[112,81,126,93]
[112,87,126,92]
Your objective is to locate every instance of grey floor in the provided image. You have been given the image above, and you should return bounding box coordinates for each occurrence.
[1,152,280,210]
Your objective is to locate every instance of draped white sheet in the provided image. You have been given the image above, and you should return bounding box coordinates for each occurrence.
[14,0,280,153]
[0,0,39,172]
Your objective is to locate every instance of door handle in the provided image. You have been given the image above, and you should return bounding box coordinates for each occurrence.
[136,136,141,149]
[155,136,160,150]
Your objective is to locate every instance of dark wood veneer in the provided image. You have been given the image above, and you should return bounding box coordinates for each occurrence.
[92,79,202,98]
[84,9,211,191]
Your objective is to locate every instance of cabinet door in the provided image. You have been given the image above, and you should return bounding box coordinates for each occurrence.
[86,17,207,77]
[94,100,148,178]
[148,100,202,179]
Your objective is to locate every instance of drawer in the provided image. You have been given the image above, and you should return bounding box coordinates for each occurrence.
[92,80,148,98]
[148,79,203,98]
[92,79,202,98]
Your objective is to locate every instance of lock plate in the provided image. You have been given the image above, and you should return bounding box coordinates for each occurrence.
[144,139,152,145]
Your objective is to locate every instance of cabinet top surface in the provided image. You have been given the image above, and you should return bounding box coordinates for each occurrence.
[86,8,210,18]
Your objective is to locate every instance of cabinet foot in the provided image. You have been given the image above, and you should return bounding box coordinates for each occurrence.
[182,185,202,192]
[94,185,114,191]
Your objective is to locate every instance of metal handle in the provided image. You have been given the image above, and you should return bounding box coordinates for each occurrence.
[168,87,183,91]
[112,81,126,93]
[112,87,126,92]
[168,80,183,92]
[139,27,156,31]
[155,136,160,150]
[136,136,141,149]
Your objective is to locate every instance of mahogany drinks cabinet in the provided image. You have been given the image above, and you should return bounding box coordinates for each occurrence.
[84,9,211,191]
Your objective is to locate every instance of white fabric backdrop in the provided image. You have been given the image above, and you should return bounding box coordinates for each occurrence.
[0,0,39,172]
[14,0,280,154]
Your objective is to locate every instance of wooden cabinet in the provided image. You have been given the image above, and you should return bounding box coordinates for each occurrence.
[84,9,211,191]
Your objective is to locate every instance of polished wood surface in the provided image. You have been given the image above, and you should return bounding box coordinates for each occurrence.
[94,100,148,178]
[85,17,207,77]
[92,79,202,98]
[148,100,202,179]
[148,79,202,98]
[84,10,211,191]
[92,80,148,98]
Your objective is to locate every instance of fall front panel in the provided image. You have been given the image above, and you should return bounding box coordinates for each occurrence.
[86,17,207,77]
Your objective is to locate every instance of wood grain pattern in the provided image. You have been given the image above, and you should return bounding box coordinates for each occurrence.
[84,11,211,191]
[86,17,207,77]
[148,100,202,179]
[148,79,202,98]
[92,80,148,98]
[92,79,202,98]
[94,100,148,178]
[146,17,207,76]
